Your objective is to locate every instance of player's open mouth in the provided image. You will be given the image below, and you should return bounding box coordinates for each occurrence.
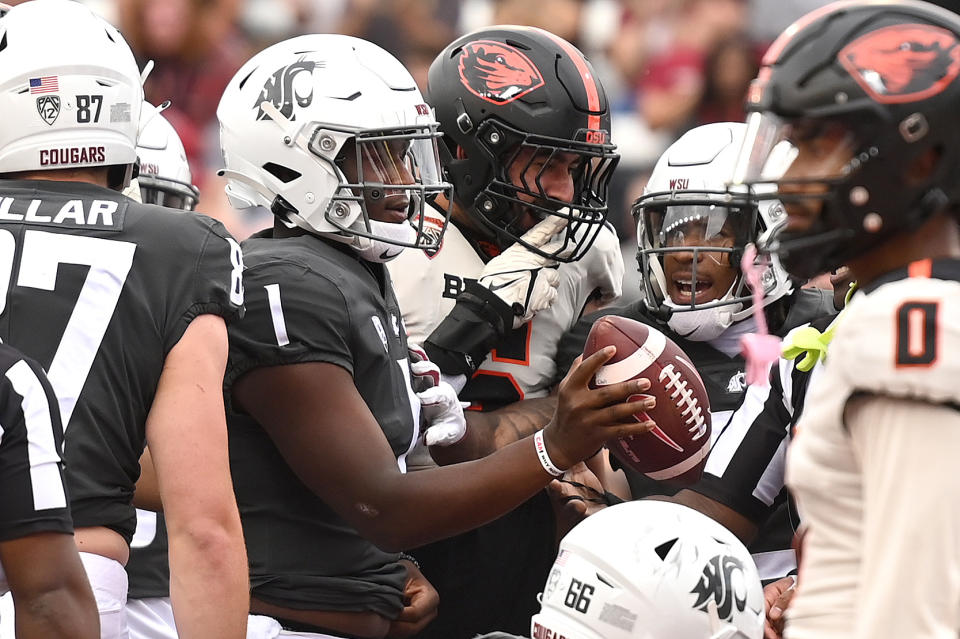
[672,277,713,303]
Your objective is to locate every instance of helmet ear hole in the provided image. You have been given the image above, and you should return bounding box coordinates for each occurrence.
[655,538,678,560]
[262,162,301,184]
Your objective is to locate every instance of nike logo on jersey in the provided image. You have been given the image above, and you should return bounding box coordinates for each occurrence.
[488,276,523,292]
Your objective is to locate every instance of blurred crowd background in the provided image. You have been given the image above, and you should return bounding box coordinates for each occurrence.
[5,0,900,287]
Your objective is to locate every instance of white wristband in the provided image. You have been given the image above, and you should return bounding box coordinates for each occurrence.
[534,430,565,477]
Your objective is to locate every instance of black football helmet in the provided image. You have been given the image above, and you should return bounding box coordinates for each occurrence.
[731,0,960,280]
[426,26,619,262]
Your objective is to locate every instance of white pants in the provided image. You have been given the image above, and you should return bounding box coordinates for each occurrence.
[246,615,346,639]
[0,553,128,639]
[127,597,177,639]
[81,551,130,639]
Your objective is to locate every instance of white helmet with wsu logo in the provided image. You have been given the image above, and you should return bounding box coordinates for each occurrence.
[135,103,199,211]
[634,122,792,341]
[0,0,142,188]
[217,34,452,261]
[532,500,764,639]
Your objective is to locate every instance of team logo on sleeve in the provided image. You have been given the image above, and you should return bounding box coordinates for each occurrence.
[254,59,319,121]
[36,96,61,126]
[838,23,960,104]
[690,554,750,621]
[457,40,544,104]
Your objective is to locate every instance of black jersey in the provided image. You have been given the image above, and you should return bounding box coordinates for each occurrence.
[225,230,417,618]
[554,288,834,581]
[0,343,72,543]
[127,509,169,599]
[0,179,243,543]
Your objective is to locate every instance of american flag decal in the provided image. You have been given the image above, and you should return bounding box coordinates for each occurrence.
[29,76,59,94]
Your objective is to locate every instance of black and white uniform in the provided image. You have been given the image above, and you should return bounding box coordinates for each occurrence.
[0,342,72,589]
[226,230,418,623]
[555,288,835,583]
[0,179,243,635]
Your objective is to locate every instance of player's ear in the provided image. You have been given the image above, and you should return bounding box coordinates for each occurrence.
[455,145,468,160]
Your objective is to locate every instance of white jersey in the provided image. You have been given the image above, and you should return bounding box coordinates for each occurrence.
[390,220,623,406]
[785,260,960,639]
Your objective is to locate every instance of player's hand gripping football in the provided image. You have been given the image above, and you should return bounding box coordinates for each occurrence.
[409,345,469,446]
[541,347,656,471]
[478,215,571,328]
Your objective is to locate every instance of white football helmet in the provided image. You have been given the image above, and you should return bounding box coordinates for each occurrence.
[634,122,792,341]
[0,0,142,187]
[217,34,451,261]
[532,501,764,639]
[135,102,199,210]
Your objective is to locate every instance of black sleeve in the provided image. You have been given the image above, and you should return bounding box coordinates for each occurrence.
[165,214,245,354]
[424,280,516,376]
[0,346,73,541]
[225,261,353,395]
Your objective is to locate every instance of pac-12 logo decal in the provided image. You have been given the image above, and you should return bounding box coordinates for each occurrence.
[457,40,544,104]
[36,95,61,126]
[838,23,960,104]
[254,59,319,121]
[690,554,750,622]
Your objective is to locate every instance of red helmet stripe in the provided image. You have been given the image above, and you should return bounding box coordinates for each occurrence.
[536,28,602,131]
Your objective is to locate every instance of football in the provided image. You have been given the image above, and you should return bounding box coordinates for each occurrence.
[583,315,711,485]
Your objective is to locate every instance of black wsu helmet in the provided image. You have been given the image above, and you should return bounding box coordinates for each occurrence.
[426,26,619,262]
[732,0,960,280]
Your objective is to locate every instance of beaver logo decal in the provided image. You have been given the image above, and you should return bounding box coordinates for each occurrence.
[838,23,960,104]
[457,40,544,104]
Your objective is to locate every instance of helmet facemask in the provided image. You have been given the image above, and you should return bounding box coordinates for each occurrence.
[138,175,200,211]
[465,121,618,262]
[635,190,767,322]
[317,123,451,254]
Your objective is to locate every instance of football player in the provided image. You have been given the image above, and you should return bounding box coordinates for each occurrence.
[477,500,765,639]
[385,26,624,637]
[123,102,201,639]
[731,0,960,637]
[552,122,835,583]
[0,342,98,638]
[217,33,649,639]
[0,2,248,637]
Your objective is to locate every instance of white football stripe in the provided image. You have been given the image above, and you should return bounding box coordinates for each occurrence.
[644,438,711,481]
[594,329,666,385]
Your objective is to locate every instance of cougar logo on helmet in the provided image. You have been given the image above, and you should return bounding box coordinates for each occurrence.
[838,24,960,104]
[690,554,749,622]
[254,59,318,120]
[457,40,544,104]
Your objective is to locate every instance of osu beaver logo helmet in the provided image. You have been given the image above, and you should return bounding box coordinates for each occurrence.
[839,23,960,104]
[457,40,545,104]
[731,0,960,281]
[427,26,619,263]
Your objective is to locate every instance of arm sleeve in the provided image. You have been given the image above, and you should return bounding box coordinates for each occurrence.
[848,394,960,639]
